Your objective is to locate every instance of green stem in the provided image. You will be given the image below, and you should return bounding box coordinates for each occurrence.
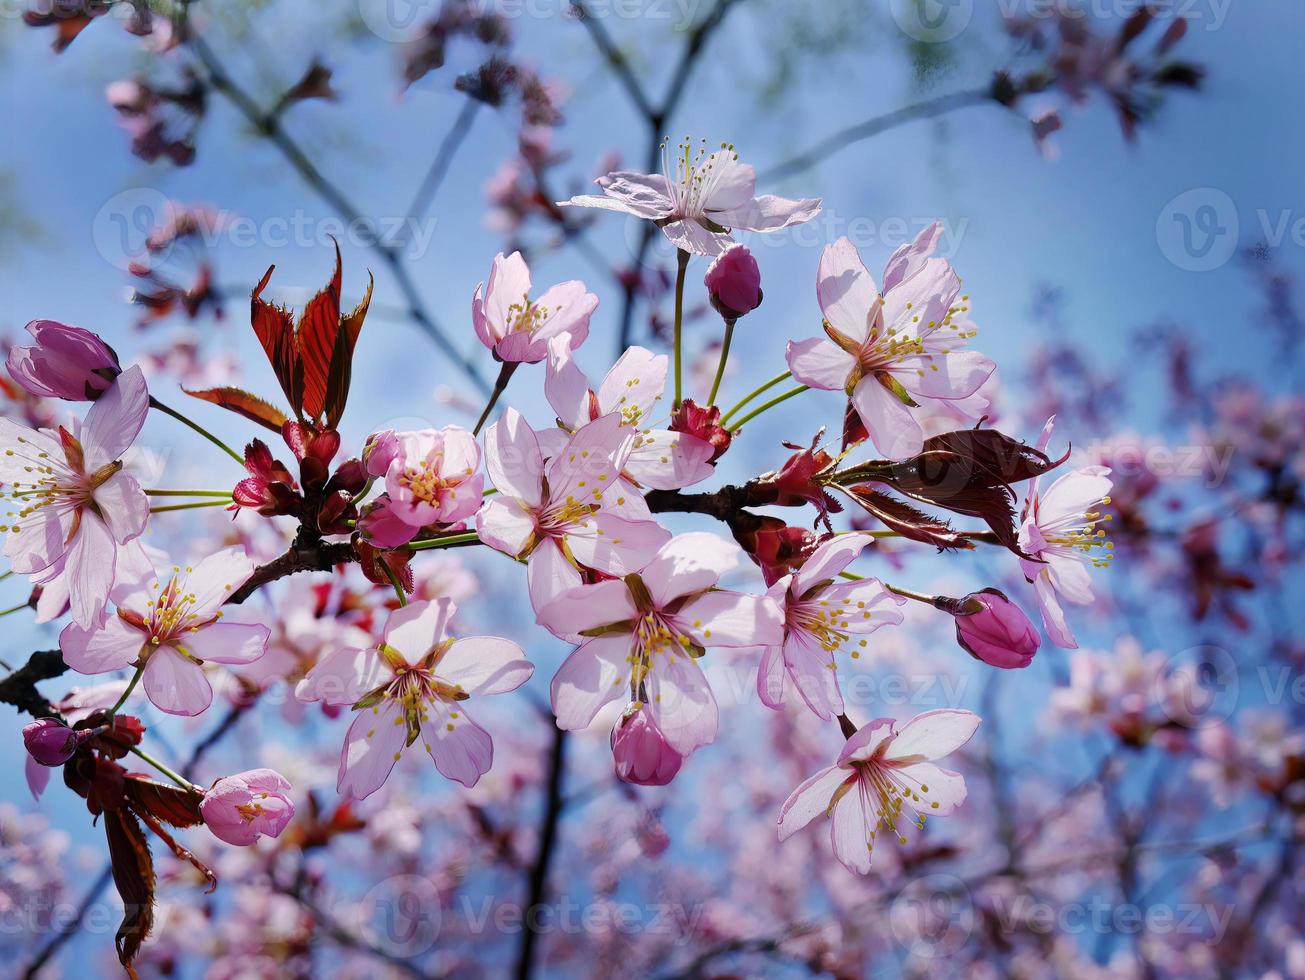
[149,396,245,466]
[883,582,938,605]
[0,602,30,618]
[383,562,408,606]
[108,667,143,717]
[150,500,232,514]
[672,248,690,410]
[144,489,234,498]
[0,570,13,583]
[473,362,519,436]
[706,319,736,408]
[719,370,791,426]
[403,531,482,552]
[729,385,810,432]
[129,746,200,792]
[350,478,375,507]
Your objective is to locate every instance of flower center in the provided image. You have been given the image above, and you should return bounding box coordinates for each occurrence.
[502,292,553,337]
[659,136,738,220]
[0,432,105,535]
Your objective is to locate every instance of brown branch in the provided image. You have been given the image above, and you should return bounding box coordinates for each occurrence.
[0,649,64,718]
[514,725,569,980]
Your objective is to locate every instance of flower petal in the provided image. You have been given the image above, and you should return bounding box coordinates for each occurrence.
[338,699,406,800]
[638,532,739,607]
[646,652,718,754]
[182,621,269,666]
[419,702,493,788]
[786,337,855,391]
[383,598,453,665]
[142,646,213,716]
[817,238,879,345]
[851,375,925,460]
[81,365,149,468]
[484,407,544,507]
[674,590,784,648]
[60,616,143,674]
[883,709,981,764]
[549,635,631,731]
[296,647,391,706]
[437,636,533,696]
[777,764,848,841]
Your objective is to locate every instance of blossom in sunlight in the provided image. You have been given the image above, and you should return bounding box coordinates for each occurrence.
[704,242,763,320]
[942,588,1040,668]
[201,769,296,846]
[611,701,683,786]
[59,548,269,716]
[560,138,821,255]
[6,319,122,401]
[786,227,995,459]
[384,426,484,528]
[472,251,597,363]
[1019,417,1114,648]
[545,335,715,490]
[757,535,905,720]
[778,709,980,874]
[476,408,671,612]
[0,366,150,627]
[295,598,533,798]
[537,533,784,756]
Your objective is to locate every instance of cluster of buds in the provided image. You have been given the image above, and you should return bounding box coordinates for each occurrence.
[233,422,366,534]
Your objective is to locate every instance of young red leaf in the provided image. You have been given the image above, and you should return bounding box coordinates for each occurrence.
[123,775,205,828]
[183,386,290,433]
[103,808,155,978]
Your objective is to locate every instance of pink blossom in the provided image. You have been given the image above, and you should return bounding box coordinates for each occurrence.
[384,426,484,528]
[560,139,821,256]
[0,366,151,627]
[944,589,1040,669]
[610,702,683,786]
[778,709,980,874]
[537,533,784,755]
[361,429,400,478]
[1019,417,1113,648]
[545,337,715,491]
[22,718,83,766]
[785,228,995,459]
[757,536,905,720]
[59,548,270,716]
[6,319,122,401]
[200,769,296,846]
[704,243,763,319]
[295,598,533,798]
[472,251,597,363]
[475,408,671,612]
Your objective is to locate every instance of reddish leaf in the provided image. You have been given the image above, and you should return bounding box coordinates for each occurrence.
[184,386,290,433]
[250,266,304,416]
[136,809,217,894]
[123,775,205,828]
[104,809,155,977]
[846,486,974,551]
[297,243,344,423]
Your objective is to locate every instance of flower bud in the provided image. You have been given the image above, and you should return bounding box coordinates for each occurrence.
[200,768,296,846]
[362,429,400,478]
[669,399,731,463]
[940,588,1039,669]
[611,703,682,786]
[22,718,81,766]
[6,320,121,401]
[703,244,762,320]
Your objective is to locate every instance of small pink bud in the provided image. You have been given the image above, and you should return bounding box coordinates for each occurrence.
[22,718,81,766]
[611,703,682,786]
[200,768,296,846]
[703,244,762,320]
[362,429,400,477]
[6,320,121,402]
[942,589,1040,669]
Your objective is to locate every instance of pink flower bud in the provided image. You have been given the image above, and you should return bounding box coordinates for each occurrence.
[943,588,1040,669]
[200,768,296,846]
[6,320,121,402]
[669,399,731,463]
[362,429,400,477]
[22,718,80,766]
[611,703,682,786]
[703,244,762,320]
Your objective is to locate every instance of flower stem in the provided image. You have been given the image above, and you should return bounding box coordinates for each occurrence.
[0,602,30,618]
[672,248,691,410]
[883,582,938,605]
[108,667,143,718]
[144,489,234,498]
[129,745,200,792]
[403,531,482,552]
[728,385,809,432]
[383,562,408,606]
[706,319,736,408]
[149,396,245,466]
[149,500,232,514]
[719,370,791,426]
[473,361,519,437]
[350,478,375,507]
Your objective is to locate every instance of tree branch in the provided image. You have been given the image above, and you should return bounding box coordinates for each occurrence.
[514,726,569,980]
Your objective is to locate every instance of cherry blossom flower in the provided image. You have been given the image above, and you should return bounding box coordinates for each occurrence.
[943,589,1041,668]
[472,251,597,363]
[786,228,995,459]
[201,769,296,846]
[6,319,122,401]
[1019,417,1114,648]
[545,336,715,491]
[560,138,821,256]
[384,426,483,529]
[0,366,150,627]
[778,709,980,874]
[757,536,905,720]
[295,598,533,798]
[476,408,671,612]
[704,243,763,319]
[59,548,269,716]
[536,533,784,755]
